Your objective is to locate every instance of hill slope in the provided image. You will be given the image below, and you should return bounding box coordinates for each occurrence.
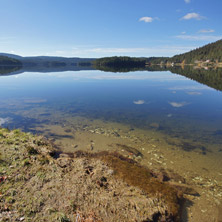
[0,53,95,67]
[0,56,22,66]
[171,39,222,64]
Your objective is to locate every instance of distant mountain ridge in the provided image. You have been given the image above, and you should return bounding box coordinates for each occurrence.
[0,53,96,75]
[0,53,22,60]
[0,53,95,67]
[1,39,222,73]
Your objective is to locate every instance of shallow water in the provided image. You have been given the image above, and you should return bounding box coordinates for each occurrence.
[0,70,222,145]
[0,69,222,221]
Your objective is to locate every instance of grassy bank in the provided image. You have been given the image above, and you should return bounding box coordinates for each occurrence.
[0,128,185,221]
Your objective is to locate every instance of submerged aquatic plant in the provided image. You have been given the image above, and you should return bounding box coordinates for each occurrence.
[72,151,181,219]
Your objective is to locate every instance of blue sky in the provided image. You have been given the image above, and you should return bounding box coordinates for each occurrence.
[0,0,221,58]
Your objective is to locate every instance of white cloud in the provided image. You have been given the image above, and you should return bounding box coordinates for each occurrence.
[168,102,189,108]
[198,29,215,33]
[139,17,154,23]
[85,45,194,56]
[133,100,145,105]
[45,45,196,58]
[181,13,205,20]
[176,34,222,41]
[184,0,191,3]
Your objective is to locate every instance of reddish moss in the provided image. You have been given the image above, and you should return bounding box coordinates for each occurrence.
[99,153,180,218]
[72,151,181,220]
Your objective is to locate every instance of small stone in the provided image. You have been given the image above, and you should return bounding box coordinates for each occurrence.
[19,217,25,221]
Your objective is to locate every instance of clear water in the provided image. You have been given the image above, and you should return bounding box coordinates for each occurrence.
[0,70,222,146]
[1,69,222,221]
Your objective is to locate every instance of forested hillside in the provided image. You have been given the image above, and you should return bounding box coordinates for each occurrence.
[94,40,222,67]
[171,39,222,64]
[94,56,146,69]
[0,56,22,66]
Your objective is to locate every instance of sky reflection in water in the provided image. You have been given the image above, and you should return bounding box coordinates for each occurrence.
[0,70,222,146]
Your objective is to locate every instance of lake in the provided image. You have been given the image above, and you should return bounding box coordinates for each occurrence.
[0,68,222,221]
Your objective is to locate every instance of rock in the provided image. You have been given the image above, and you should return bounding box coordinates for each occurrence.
[116,144,143,158]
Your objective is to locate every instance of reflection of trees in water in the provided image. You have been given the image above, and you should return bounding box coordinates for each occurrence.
[154,66,222,91]
[96,64,222,91]
[1,63,222,91]
[169,66,222,91]
[0,66,22,75]
[0,64,94,76]
[94,66,147,72]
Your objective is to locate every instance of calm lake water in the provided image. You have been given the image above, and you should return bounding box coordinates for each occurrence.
[1,69,222,220]
[0,70,222,146]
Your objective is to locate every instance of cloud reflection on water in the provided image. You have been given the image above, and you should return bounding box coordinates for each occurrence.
[168,101,190,108]
[133,100,145,105]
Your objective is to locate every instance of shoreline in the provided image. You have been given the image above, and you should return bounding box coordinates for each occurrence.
[0,127,189,221]
[1,125,222,221]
